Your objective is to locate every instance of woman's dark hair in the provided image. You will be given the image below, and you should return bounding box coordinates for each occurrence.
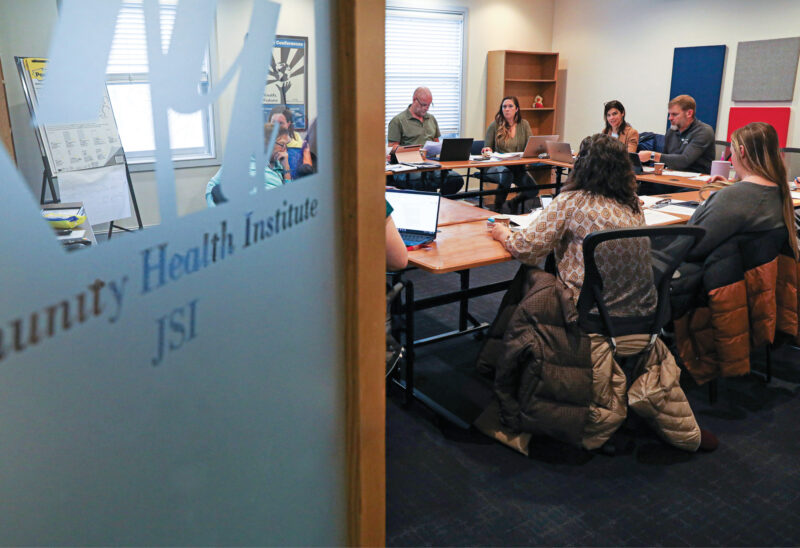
[563,133,640,213]
[269,105,299,141]
[493,96,521,143]
[603,100,628,135]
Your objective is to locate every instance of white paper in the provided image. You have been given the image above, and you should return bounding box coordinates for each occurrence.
[492,152,523,159]
[658,204,699,217]
[469,154,501,162]
[644,209,681,225]
[57,229,86,240]
[638,195,665,208]
[690,175,713,182]
[790,191,800,200]
[57,164,131,225]
[385,163,417,173]
[663,169,701,178]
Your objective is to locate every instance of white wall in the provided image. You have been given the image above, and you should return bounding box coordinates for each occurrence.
[0,0,316,226]
[552,0,800,153]
[391,0,555,140]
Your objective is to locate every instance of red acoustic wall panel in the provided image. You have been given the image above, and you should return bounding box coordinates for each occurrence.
[727,107,791,147]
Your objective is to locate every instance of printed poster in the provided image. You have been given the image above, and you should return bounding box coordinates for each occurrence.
[263,36,307,129]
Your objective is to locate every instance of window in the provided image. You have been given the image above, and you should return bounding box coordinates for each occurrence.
[106,0,216,166]
[385,7,465,138]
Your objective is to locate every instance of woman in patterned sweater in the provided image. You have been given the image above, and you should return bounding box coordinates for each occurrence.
[491,133,652,309]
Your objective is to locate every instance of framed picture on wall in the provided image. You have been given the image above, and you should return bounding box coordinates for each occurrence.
[263,35,308,129]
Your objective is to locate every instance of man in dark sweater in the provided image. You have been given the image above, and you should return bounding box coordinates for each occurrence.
[639,94,716,174]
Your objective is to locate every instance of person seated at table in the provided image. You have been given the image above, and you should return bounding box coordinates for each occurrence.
[601,100,639,153]
[269,106,303,148]
[387,86,463,195]
[482,96,535,211]
[386,200,408,271]
[638,94,715,174]
[482,133,715,453]
[669,122,800,384]
[205,123,288,206]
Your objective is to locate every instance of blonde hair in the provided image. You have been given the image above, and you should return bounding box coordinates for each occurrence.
[730,122,798,258]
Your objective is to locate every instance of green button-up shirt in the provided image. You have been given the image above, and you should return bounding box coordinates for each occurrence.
[387,106,441,146]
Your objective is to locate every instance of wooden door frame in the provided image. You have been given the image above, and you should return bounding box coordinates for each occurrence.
[336,1,386,546]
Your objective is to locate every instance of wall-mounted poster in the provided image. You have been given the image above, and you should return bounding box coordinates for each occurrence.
[263,35,307,129]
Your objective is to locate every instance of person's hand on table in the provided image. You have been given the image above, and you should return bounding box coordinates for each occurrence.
[481,147,493,156]
[491,222,512,244]
[707,174,728,184]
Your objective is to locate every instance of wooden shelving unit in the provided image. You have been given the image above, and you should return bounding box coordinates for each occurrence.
[486,50,559,137]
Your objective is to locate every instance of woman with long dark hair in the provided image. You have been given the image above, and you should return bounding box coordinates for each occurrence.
[482,96,534,211]
[491,133,644,298]
[601,100,638,153]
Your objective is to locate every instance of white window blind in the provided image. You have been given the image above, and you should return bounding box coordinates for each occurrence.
[385,8,464,138]
[106,0,215,164]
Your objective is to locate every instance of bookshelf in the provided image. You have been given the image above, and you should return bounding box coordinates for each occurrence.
[486,51,559,136]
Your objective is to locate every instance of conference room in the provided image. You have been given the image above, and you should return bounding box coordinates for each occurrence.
[0,0,799,545]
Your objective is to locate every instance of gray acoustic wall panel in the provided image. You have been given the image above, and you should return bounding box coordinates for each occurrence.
[732,37,800,101]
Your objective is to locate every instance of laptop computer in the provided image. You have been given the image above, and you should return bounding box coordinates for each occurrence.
[628,152,644,175]
[522,135,560,158]
[545,141,574,164]
[385,189,441,246]
[439,138,474,161]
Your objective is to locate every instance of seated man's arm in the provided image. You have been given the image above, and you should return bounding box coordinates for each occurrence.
[387,116,403,149]
[659,126,715,171]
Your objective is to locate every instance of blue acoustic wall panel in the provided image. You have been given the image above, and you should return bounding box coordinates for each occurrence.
[668,45,727,131]
[732,37,800,101]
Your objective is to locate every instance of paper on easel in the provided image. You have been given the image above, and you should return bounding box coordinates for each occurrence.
[57,164,131,225]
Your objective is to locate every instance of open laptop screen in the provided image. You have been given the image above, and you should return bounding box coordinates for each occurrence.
[386,189,440,235]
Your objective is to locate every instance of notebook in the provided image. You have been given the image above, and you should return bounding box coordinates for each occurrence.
[439,138,474,161]
[522,135,560,158]
[545,141,574,164]
[386,189,441,246]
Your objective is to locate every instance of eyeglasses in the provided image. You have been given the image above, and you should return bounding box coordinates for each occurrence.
[414,97,432,108]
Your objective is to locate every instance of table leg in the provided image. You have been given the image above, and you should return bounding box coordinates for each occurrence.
[555,166,564,194]
[403,279,415,404]
[459,270,470,331]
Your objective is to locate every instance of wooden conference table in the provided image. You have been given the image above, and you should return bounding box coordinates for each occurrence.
[392,195,698,426]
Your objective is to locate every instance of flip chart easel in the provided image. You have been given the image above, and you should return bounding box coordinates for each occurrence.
[15,56,142,238]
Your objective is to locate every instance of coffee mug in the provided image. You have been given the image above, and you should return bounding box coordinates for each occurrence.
[710,160,732,179]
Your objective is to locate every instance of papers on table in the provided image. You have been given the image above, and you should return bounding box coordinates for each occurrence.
[641,166,702,178]
[690,175,713,182]
[469,154,501,162]
[385,163,417,173]
[492,152,523,159]
[658,204,699,216]
[644,209,681,225]
[639,195,665,208]
[790,191,800,200]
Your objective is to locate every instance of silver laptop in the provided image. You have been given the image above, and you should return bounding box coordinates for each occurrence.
[385,189,441,246]
[545,141,574,164]
[522,135,560,158]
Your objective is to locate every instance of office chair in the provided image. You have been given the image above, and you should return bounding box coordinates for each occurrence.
[577,226,706,450]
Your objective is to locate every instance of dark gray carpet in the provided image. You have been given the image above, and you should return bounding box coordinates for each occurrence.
[387,262,800,547]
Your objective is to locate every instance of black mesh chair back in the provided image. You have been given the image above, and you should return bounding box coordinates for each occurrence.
[577,226,705,346]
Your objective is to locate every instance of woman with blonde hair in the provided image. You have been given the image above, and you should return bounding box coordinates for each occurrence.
[683,121,797,261]
[670,121,800,386]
